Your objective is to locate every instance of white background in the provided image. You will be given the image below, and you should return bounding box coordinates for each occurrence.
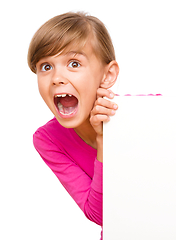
[1,0,176,239]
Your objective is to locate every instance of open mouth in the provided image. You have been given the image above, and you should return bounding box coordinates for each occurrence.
[54,93,78,118]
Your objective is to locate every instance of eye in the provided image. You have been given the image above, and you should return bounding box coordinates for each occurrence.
[68,61,81,68]
[41,63,53,72]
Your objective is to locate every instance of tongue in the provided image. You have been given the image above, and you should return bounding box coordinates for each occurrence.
[59,95,78,108]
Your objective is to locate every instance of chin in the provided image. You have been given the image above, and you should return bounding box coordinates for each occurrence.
[55,115,82,129]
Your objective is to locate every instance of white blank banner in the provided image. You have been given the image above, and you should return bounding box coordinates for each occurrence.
[103,96,176,240]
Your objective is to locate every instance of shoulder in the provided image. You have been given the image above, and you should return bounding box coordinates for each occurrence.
[33,118,64,148]
[33,117,97,159]
[33,117,76,151]
[36,117,63,133]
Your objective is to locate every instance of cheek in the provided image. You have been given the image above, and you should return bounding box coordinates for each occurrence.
[37,79,54,114]
[78,71,103,105]
[81,82,98,110]
[37,78,50,102]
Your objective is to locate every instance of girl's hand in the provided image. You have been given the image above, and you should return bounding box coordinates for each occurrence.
[90,88,118,163]
[90,88,118,137]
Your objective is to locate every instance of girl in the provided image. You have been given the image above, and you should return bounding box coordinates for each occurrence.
[28,12,119,240]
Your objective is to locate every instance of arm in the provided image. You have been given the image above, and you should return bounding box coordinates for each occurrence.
[33,130,102,225]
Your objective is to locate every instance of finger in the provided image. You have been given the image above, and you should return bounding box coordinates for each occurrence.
[91,105,116,117]
[97,88,115,99]
[89,117,103,136]
[95,97,118,110]
[90,114,110,126]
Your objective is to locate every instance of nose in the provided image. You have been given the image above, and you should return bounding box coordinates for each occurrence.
[51,68,69,86]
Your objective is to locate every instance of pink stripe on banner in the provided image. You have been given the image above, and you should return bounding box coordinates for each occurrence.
[115,94,162,96]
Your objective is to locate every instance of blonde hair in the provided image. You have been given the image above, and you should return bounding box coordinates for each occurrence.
[28,12,116,73]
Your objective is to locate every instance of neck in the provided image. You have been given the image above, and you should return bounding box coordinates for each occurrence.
[74,119,97,149]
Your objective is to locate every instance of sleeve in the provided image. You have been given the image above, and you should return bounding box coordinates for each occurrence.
[33,130,103,226]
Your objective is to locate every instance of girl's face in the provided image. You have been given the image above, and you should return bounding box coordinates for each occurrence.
[36,42,107,129]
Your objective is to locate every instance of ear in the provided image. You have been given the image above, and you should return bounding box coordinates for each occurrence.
[100,61,119,89]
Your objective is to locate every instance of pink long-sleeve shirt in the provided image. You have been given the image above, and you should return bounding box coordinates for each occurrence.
[33,117,103,239]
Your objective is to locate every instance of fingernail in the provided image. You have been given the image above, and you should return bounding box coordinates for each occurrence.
[113,104,118,110]
[110,93,114,98]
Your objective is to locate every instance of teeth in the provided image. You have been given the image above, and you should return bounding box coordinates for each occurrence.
[57,102,76,116]
[57,102,63,111]
[55,94,72,98]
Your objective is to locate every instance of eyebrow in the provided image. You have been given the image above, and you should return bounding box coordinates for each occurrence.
[64,51,88,59]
